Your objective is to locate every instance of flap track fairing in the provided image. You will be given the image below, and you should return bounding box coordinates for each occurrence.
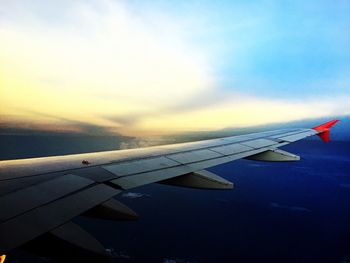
[160,170,233,190]
[84,198,138,221]
[245,149,300,162]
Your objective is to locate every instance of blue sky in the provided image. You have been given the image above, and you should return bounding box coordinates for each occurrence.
[129,0,350,97]
[1,0,349,135]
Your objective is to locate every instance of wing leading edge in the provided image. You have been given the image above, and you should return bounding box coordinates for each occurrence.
[0,120,339,258]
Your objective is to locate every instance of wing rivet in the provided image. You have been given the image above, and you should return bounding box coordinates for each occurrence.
[82,160,91,165]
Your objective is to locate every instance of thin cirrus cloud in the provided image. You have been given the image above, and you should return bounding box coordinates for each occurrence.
[0,0,349,136]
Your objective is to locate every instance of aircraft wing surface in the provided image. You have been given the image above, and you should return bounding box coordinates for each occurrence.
[0,120,339,255]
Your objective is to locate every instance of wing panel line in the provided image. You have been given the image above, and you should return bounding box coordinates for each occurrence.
[0,184,120,253]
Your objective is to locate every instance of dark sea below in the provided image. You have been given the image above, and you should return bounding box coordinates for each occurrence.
[1,135,350,263]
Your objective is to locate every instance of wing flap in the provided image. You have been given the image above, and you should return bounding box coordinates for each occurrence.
[0,174,94,222]
[241,138,277,149]
[210,143,252,155]
[103,156,179,177]
[0,174,63,197]
[110,165,193,189]
[0,184,120,253]
[167,149,222,164]
[50,221,106,255]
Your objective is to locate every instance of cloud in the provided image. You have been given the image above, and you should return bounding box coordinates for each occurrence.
[133,94,350,133]
[0,109,122,136]
[118,136,174,149]
[0,0,214,134]
[1,0,349,136]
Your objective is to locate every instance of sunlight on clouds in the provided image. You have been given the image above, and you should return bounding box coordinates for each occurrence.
[0,0,213,133]
[134,96,350,134]
[1,0,349,136]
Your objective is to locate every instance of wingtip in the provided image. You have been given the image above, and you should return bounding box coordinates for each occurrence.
[312,119,339,131]
[312,119,339,143]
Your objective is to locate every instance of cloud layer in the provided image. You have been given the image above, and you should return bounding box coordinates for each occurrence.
[1,0,349,136]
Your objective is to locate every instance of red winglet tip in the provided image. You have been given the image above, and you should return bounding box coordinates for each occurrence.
[312,119,339,143]
[318,130,330,143]
[312,119,339,131]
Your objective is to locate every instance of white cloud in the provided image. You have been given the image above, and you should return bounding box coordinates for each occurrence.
[0,0,214,124]
[1,0,349,135]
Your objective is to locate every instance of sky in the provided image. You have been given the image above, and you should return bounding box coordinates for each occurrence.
[0,0,349,136]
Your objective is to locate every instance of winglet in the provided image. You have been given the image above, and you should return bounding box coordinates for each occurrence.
[312,119,339,143]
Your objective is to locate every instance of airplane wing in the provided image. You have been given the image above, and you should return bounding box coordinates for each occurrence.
[0,120,339,256]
